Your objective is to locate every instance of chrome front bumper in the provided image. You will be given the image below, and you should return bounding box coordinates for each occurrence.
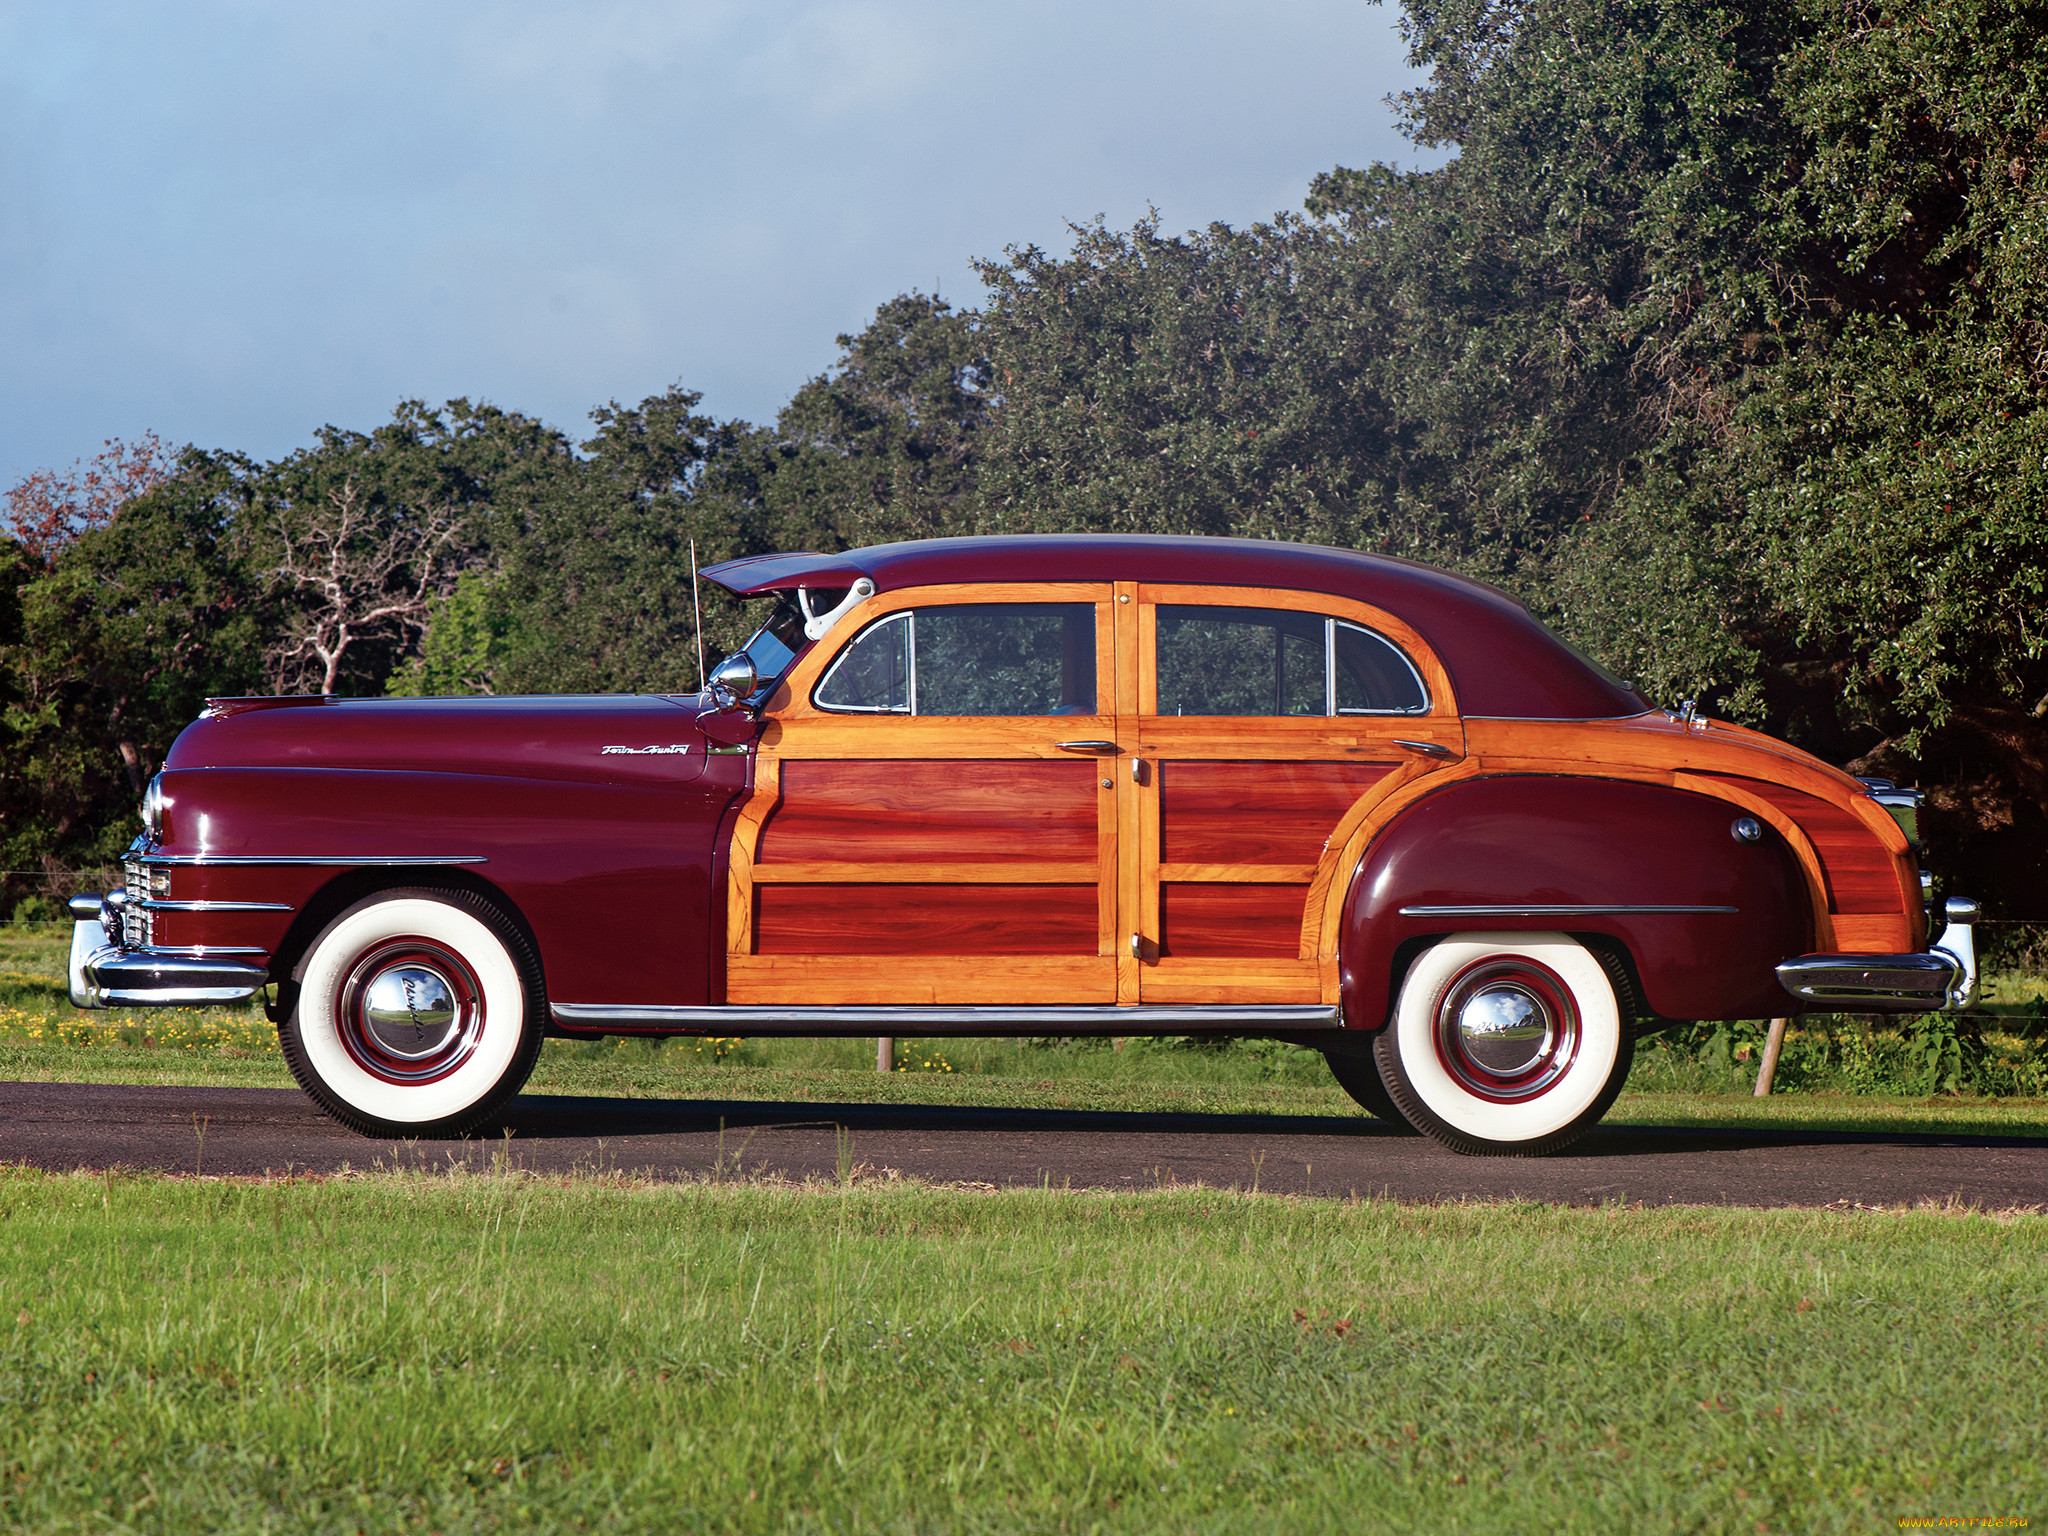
[68,912,268,1009]
[1775,898,1978,1011]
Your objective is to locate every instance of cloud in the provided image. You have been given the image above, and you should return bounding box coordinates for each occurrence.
[0,0,1434,482]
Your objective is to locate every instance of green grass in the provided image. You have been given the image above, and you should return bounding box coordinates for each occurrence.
[0,1172,2041,1534]
[8,923,2048,1136]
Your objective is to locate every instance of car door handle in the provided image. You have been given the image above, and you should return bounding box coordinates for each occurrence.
[1394,739,1459,760]
[1055,740,1118,753]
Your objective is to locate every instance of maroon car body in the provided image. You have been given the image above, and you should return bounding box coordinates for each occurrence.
[69,535,1976,1153]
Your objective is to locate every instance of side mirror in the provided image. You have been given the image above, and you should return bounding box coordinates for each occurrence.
[706,651,759,713]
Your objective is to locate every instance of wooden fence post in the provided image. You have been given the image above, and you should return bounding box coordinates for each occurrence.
[877,1036,894,1074]
[1753,1017,1789,1096]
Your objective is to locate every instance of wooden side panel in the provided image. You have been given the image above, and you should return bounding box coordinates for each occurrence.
[1137,958,1321,1004]
[1832,914,1914,951]
[1159,762,1395,865]
[1159,883,1307,957]
[757,760,1097,864]
[755,884,1097,955]
[727,954,1115,1005]
[1710,777,1903,915]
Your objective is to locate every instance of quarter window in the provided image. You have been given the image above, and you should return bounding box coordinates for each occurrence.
[1155,605,1428,717]
[814,604,1097,716]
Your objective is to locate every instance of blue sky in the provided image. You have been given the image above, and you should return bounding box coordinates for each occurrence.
[0,1,1434,486]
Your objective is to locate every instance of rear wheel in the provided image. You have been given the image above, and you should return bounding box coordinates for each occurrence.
[1374,932,1632,1156]
[280,888,545,1138]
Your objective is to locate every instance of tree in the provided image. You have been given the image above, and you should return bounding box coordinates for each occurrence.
[264,478,464,696]
[0,454,266,901]
[716,292,994,549]
[485,386,747,694]
[249,399,569,697]
[2,433,178,562]
[1325,0,2048,909]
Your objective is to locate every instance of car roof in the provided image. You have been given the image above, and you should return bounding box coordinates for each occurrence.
[700,534,1647,720]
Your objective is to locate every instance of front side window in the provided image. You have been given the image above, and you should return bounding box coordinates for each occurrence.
[1156,605,1429,717]
[814,603,1096,716]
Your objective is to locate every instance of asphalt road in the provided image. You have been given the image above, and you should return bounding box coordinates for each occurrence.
[5,1081,2047,1207]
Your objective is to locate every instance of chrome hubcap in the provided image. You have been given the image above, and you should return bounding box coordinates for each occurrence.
[337,940,483,1084]
[361,965,460,1060]
[1434,958,1580,1103]
[1453,984,1552,1078]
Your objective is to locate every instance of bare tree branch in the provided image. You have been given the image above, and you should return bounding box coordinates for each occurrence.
[265,479,466,695]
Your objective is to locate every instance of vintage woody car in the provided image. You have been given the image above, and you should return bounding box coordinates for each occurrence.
[67,535,1978,1154]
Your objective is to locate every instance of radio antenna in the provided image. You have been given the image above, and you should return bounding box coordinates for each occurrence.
[689,538,706,693]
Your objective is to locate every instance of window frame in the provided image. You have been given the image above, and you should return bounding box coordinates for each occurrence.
[811,610,913,715]
[1150,606,1432,719]
[810,602,1100,719]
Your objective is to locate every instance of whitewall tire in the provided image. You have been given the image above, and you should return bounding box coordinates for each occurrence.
[280,888,545,1138]
[1373,932,1633,1156]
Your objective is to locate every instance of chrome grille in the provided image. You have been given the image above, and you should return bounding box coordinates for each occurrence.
[121,858,155,947]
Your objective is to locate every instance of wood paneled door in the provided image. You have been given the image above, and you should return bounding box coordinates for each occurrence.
[725,581,1465,1008]
[1123,583,1466,1006]
[728,583,1123,1005]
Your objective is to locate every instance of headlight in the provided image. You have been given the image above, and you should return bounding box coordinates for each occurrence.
[141,773,167,838]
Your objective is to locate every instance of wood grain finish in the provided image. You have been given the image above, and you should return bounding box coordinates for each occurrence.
[757,760,1097,864]
[1701,775,1906,916]
[755,884,1097,955]
[1158,762,1395,865]
[727,953,1115,1005]
[1832,914,1914,951]
[1137,958,1321,1004]
[1159,883,1308,957]
[751,861,1096,884]
[725,577,1924,1015]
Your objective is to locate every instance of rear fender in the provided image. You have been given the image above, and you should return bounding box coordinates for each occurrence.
[1337,775,1815,1029]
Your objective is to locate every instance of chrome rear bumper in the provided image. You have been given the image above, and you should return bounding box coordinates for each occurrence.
[1775,898,1978,1011]
[68,916,268,1009]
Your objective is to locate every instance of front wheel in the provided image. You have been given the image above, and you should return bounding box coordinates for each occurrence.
[1374,932,1633,1156]
[280,888,546,1138]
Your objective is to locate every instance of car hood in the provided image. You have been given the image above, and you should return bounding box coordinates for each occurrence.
[163,693,719,786]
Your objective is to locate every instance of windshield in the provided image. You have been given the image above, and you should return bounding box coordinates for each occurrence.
[731,589,847,702]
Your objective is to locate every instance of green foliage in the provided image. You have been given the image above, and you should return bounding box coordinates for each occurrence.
[974,216,1420,553]
[382,571,513,697]
[0,452,267,880]
[705,292,992,550]
[1635,1012,2048,1098]
[13,0,2048,915]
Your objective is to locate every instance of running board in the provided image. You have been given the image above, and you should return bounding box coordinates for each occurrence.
[550,1002,1343,1036]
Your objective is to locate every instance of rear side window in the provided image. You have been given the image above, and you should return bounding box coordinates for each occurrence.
[815,604,1097,716]
[1156,606,1428,717]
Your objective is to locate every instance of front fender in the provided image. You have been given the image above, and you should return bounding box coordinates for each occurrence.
[1337,775,1815,1029]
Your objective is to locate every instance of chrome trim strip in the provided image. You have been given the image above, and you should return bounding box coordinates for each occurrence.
[137,855,488,867]
[550,1002,1342,1034]
[140,945,270,957]
[1398,904,1738,917]
[141,900,294,912]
